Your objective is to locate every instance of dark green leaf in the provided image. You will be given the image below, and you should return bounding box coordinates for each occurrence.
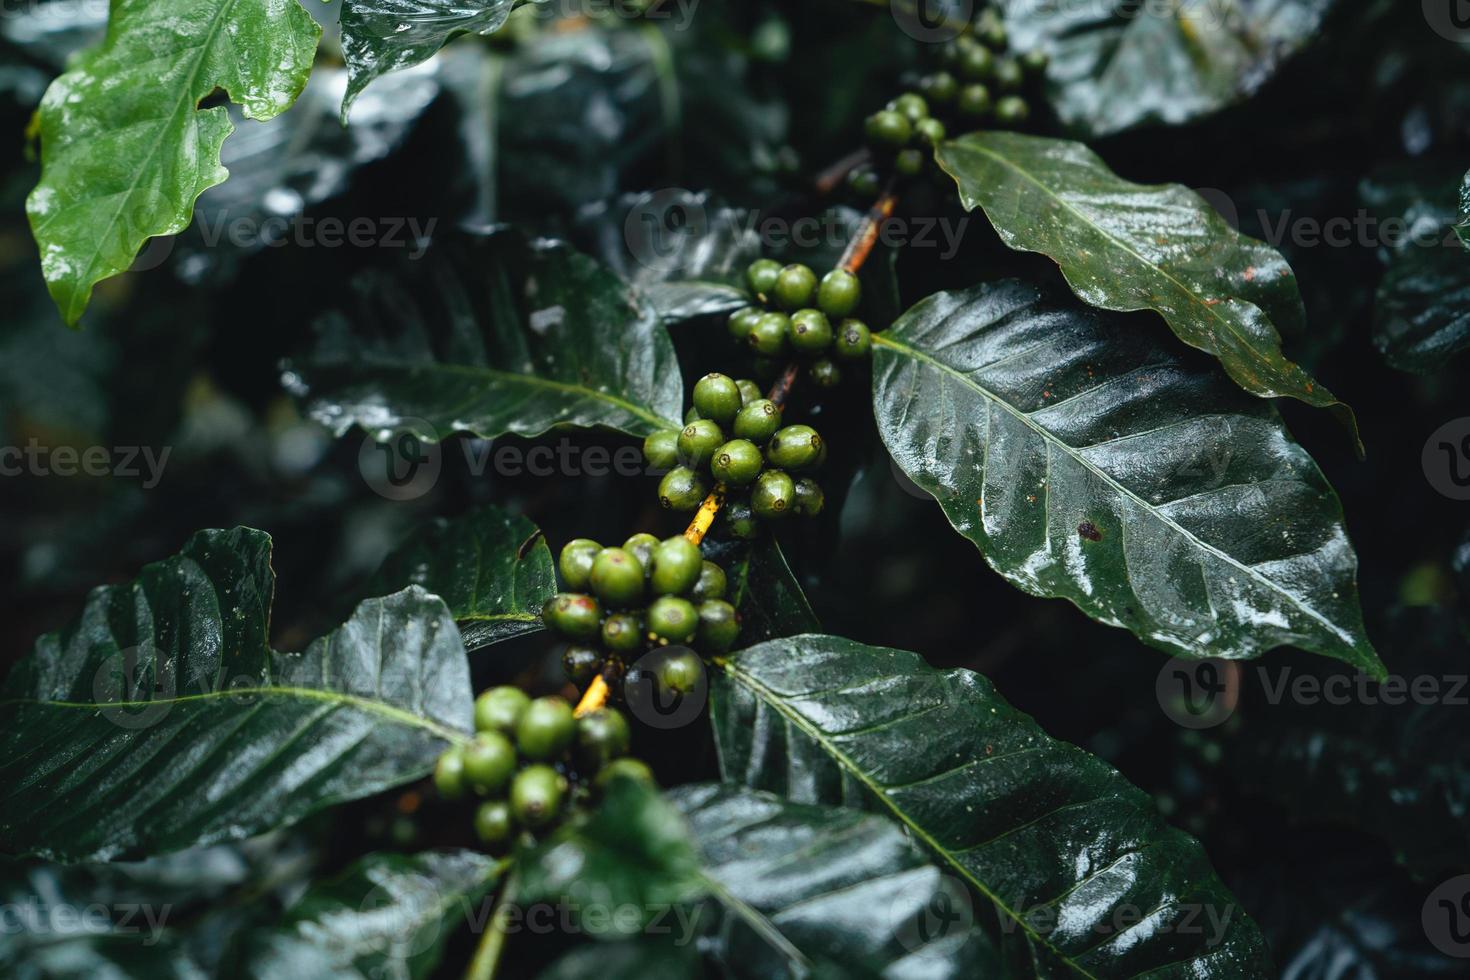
[26,0,321,324]
[873,278,1380,675]
[672,783,1009,978]
[996,0,1336,137]
[339,0,517,121]
[515,774,706,938]
[703,536,820,645]
[712,634,1271,979]
[537,939,700,979]
[370,505,556,650]
[1374,244,1470,372]
[936,133,1357,444]
[0,527,473,862]
[287,229,683,443]
[244,849,502,979]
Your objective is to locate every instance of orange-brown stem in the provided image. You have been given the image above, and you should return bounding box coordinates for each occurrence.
[838,189,898,274]
[814,148,872,196]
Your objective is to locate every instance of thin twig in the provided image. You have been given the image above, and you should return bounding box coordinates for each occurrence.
[814,147,871,196]
[464,867,519,980]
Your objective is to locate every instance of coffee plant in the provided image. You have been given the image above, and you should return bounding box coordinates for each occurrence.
[3,0,1470,976]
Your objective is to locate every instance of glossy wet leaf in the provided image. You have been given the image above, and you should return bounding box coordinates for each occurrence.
[370,505,556,650]
[516,773,706,937]
[1373,244,1470,372]
[872,278,1380,675]
[26,0,321,324]
[702,536,820,645]
[0,527,473,862]
[340,0,518,120]
[287,229,683,443]
[936,133,1356,444]
[244,850,502,979]
[996,0,1336,137]
[672,783,1008,977]
[712,634,1270,979]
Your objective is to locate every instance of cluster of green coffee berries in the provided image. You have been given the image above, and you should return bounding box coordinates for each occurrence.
[544,534,739,688]
[727,258,872,386]
[848,9,1046,196]
[433,686,651,847]
[643,371,827,529]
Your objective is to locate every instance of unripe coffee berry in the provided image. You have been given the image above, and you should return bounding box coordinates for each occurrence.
[888,92,929,121]
[958,83,993,117]
[895,149,925,177]
[658,466,707,511]
[641,431,678,471]
[919,71,958,103]
[710,439,764,486]
[696,600,740,652]
[834,319,872,359]
[766,425,823,471]
[748,312,790,356]
[576,708,630,769]
[433,747,467,800]
[692,373,742,425]
[597,757,655,790]
[817,269,861,319]
[542,593,601,639]
[809,358,842,388]
[650,535,702,595]
[724,499,760,539]
[1020,48,1049,75]
[735,378,763,405]
[562,645,602,685]
[647,596,699,643]
[746,258,781,295]
[793,477,825,517]
[995,95,1030,125]
[510,765,566,828]
[601,612,645,653]
[958,43,995,81]
[516,696,575,761]
[690,560,727,601]
[475,685,530,734]
[463,731,516,794]
[727,306,762,343]
[865,110,912,148]
[789,309,833,353]
[558,538,601,590]
[994,58,1023,92]
[915,118,946,146]
[659,650,703,694]
[733,399,781,443]
[847,166,881,198]
[474,799,514,846]
[589,548,645,607]
[773,264,818,310]
[752,470,796,518]
[622,532,659,570]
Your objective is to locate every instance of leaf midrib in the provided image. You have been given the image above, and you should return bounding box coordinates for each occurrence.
[2,685,468,744]
[717,656,1102,980]
[871,331,1351,651]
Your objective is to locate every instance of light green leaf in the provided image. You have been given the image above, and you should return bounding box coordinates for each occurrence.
[340,0,519,121]
[26,0,321,324]
[287,229,683,442]
[936,133,1358,447]
[872,278,1380,675]
[712,634,1271,979]
[0,527,473,862]
[996,0,1336,137]
[370,506,556,650]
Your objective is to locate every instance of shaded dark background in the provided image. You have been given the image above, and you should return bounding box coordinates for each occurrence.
[1,0,1467,974]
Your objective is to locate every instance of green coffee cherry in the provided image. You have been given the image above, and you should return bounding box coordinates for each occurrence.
[650,536,703,595]
[641,431,678,471]
[746,258,781,295]
[752,470,796,518]
[977,13,1007,49]
[724,499,760,539]
[474,799,514,846]
[696,600,740,652]
[995,95,1030,126]
[678,419,726,467]
[865,110,912,148]
[558,538,601,590]
[542,593,601,639]
[693,373,742,425]
[958,83,993,117]
[766,425,823,470]
[773,264,818,311]
[958,43,995,81]
[748,312,790,356]
[888,92,929,122]
[994,58,1023,92]
[576,708,630,769]
[710,439,764,486]
[733,399,781,443]
[433,747,467,800]
[895,149,925,177]
[817,269,861,319]
[809,358,842,388]
[847,165,881,198]
[562,645,602,685]
[735,378,763,405]
[789,309,833,353]
[475,685,530,734]
[915,117,946,146]
[601,612,645,653]
[727,306,762,343]
[510,765,566,828]
[463,731,516,795]
[596,757,655,790]
[659,650,703,694]
[647,596,699,643]
[793,477,825,517]
[589,548,645,607]
[1020,48,1049,75]
[919,71,958,104]
[659,466,708,511]
[835,319,872,359]
[690,560,727,601]
[515,696,575,761]
[622,532,659,571]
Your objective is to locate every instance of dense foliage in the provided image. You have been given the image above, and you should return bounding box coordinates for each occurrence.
[2,1,1469,976]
